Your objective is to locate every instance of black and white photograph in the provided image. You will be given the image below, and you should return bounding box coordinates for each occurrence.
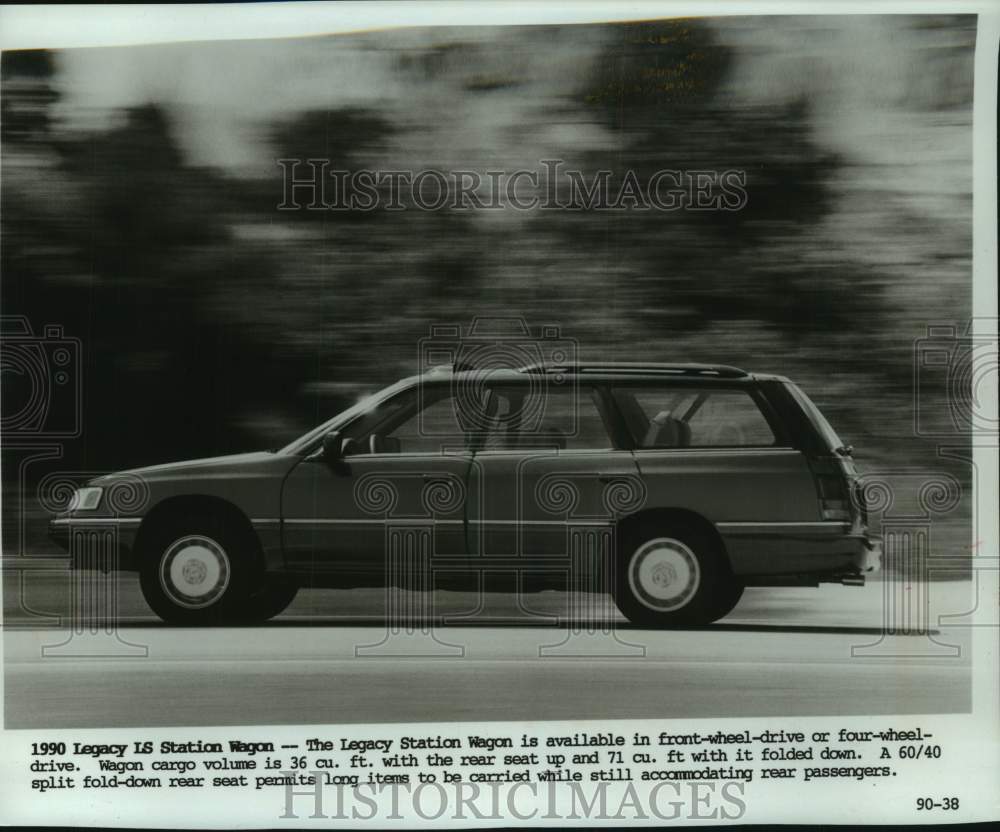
[1,1,997,826]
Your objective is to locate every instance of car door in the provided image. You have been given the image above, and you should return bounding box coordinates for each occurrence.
[280,381,473,581]
[465,380,642,575]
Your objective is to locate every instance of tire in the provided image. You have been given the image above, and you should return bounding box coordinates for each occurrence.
[233,581,299,624]
[139,512,259,626]
[613,521,743,627]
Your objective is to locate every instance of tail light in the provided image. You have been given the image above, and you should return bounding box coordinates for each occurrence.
[807,455,856,522]
[815,471,851,521]
[852,477,869,525]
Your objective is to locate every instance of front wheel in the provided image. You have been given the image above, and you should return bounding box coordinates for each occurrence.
[235,582,299,623]
[613,524,743,627]
[139,515,256,625]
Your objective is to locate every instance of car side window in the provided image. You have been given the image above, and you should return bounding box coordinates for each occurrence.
[384,394,467,453]
[483,385,613,450]
[340,391,415,449]
[686,391,776,446]
[341,387,467,454]
[615,386,777,448]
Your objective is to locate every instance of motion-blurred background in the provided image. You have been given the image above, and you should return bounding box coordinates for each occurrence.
[1,15,977,563]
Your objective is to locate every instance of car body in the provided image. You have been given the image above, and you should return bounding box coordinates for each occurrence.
[50,362,881,625]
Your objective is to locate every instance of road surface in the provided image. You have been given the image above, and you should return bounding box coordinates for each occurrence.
[2,564,974,727]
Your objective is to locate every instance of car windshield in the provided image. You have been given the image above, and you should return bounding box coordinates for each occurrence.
[278,378,414,455]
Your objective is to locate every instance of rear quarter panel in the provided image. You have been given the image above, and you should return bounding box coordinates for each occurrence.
[632,448,819,520]
[632,447,829,575]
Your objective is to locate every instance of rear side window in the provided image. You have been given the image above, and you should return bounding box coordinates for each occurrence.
[784,382,844,452]
[613,386,777,448]
[483,384,614,450]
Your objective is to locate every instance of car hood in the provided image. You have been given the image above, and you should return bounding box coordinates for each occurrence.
[92,451,293,484]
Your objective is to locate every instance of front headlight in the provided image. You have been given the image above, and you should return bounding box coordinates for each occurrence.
[68,487,103,512]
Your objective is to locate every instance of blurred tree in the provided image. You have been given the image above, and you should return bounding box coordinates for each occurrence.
[567,21,887,343]
[3,77,299,468]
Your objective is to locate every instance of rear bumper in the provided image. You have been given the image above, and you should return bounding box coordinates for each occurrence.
[856,535,882,574]
[719,521,881,586]
[817,535,881,586]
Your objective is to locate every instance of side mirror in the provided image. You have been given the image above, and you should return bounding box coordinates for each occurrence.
[322,430,345,462]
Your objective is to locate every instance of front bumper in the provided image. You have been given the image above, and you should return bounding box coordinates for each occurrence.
[48,517,139,571]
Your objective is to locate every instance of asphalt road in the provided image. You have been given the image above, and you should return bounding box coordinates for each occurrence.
[2,566,974,728]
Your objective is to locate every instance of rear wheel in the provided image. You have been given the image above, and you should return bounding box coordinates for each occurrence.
[139,513,258,626]
[613,522,743,627]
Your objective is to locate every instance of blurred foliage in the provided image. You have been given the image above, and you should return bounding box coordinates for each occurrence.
[1,16,976,550]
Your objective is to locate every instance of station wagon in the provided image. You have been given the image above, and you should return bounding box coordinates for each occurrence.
[50,362,881,626]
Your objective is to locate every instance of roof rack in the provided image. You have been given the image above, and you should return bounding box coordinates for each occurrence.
[425,361,481,375]
[517,362,749,379]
